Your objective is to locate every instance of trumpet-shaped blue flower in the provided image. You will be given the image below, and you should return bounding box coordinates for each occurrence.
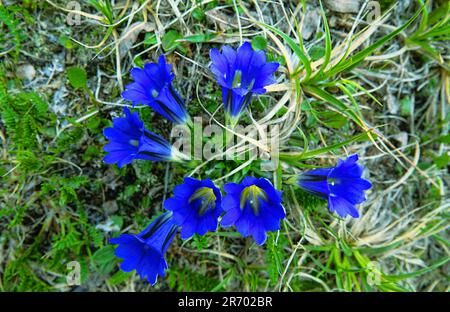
[164,177,222,239]
[122,55,191,125]
[110,212,178,285]
[297,154,372,218]
[210,42,279,124]
[103,107,176,168]
[221,177,285,245]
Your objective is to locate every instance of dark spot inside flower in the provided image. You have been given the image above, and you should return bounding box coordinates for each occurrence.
[189,187,216,216]
[327,178,340,186]
[231,69,256,92]
[129,139,139,147]
[247,79,255,91]
[232,70,242,88]
[240,185,268,216]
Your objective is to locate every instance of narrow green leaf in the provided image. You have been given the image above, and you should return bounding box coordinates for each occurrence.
[326,7,424,77]
[257,21,312,80]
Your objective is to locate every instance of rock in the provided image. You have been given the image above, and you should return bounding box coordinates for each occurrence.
[386,92,399,115]
[119,21,155,58]
[301,8,320,40]
[102,200,118,214]
[324,0,361,13]
[95,219,120,233]
[206,9,235,31]
[16,64,36,81]
[392,132,408,147]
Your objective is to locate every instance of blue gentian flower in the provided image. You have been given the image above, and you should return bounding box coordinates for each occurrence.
[103,107,180,168]
[122,55,191,125]
[220,177,285,245]
[210,42,279,124]
[163,177,222,239]
[297,154,372,218]
[110,212,178,285]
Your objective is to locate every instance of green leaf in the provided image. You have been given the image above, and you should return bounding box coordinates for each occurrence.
[191,234,209,251]
[280,131,372,163]
[110,215,123,230]
[266,233,286,286]
[162,30,182,52]
[308,45,325,61]
[433,153,449,169]
[437,134,450,144]
[59,35,74,49]
[320,110,348,128]
[400,97,412,116]
[143,33,157,47]
[384,257,449,282]
[303,85,364,127]
[182,32,216,43]
[92,245,115,265]
[326,7,424,77]
[258,21,312,80]
[67,67,88,90]
[312,2,332,80]
[192,7,205,21]
[107,270,133,286]
[91,245,116,274]
[251,35,268,51]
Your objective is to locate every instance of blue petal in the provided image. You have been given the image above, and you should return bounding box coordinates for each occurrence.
[330,178,371,205]
[234,208,252,237]
[110,234,145,272]
[241,176,259,187]
[222,45,237,66]
[209,42,278,122]
[256,178,282,203]
[210,48,229,81]
[102,108,148,167]
[196,216,210,236]
[329,154,363,179]
[203,212,219,232]
[179,212,197,239]
[110,213,177,285]
[254,62,279,90]
[163,197,183,212]
[250,222,267,245]
[298,178,330,198]
[121,87,153,106]
[222,177,285,245]
[137,251,164,285]
[259,200,285,229]
[223,182,243,195]
[137,130,173,161]
[220,206,241,227]
[304,167,333,177]
[221,189,240,211]
[235,42,255,74]
[328,195,360,218]
[163,178,222,239]
[122,57,189,124]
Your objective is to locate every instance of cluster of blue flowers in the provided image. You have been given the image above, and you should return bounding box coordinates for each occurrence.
[103,43,372,285]
[109,175,285,284]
